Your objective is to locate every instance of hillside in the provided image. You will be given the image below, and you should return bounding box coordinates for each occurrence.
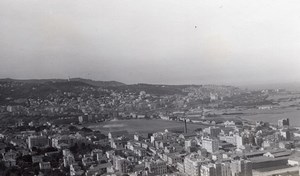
[0,80,111,105]
[69,78,125,87]
[109,84,195,96]
[0,78,125,87]
[0,78,250,103]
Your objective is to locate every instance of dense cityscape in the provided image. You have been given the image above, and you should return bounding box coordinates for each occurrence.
[1,0,300,175]
[0,79,300,176]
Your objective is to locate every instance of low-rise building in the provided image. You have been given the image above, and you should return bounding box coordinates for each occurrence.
[145,159,168,176]
[28,135,49,149]
[39,162,51,170]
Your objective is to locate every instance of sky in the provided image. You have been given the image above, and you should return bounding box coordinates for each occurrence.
[0,0,300,86]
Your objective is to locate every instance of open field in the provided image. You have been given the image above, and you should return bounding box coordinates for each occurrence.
[86,92,300,134]
[87,107,300,135]
[239,108,300,126]
[88,119,208,134]
[237,92,300,126]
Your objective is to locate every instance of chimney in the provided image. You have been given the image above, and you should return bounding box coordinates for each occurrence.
[184,119,188,133]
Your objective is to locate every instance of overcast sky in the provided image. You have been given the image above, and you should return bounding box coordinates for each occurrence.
[0,0,300,85]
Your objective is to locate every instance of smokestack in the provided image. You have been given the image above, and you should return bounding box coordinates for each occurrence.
[184,119,187,133]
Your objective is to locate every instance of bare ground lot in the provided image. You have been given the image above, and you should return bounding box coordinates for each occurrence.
[87,119,208,134]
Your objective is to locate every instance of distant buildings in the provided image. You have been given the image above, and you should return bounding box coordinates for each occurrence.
[0,82,299,176]
[70,164,84,176]
[63,149,75,167]
[28,135,49,149]
[145,159,168,175]
[182,153,210,176]
[108,130,129,139]
[185,139,197,151]
[278,118,289,128]
[279,129,292,140]
[2,150,17,167]
[200,163,221,176]
[202,138,219,154]
[39,162,51,170]
[204,127,221,138]
[113,156,131,173]
[231,159,252,176]
[221,162,232,176]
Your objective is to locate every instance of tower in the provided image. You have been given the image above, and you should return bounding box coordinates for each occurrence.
[184,119,188,133]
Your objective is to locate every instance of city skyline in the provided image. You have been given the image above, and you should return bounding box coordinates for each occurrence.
[2,1,300,175]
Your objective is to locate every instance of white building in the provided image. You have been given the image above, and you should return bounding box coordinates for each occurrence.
[201,164,213,176]
[183,153,210,176]
[28,135,49,149]
[113,156,131,173]
[63,150,75,167]
[145,159,168,175]
[202,138,219,153]
[230,159,252,176]
[39,162,51,170]
[70,164,84,176]
[221,162,232,176]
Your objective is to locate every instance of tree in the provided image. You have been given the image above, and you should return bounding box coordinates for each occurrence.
[43,147,57,153]
[70,143,78,154]
[81,127,93,133]
[21,155,32,163]
[0,161,6,172]
[69,125,79,132]
[4,166,21,176]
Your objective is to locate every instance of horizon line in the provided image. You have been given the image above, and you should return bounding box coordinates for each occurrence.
[1,77,300,89]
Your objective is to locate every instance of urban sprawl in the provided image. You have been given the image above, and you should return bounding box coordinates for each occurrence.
[0,79,300,176]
